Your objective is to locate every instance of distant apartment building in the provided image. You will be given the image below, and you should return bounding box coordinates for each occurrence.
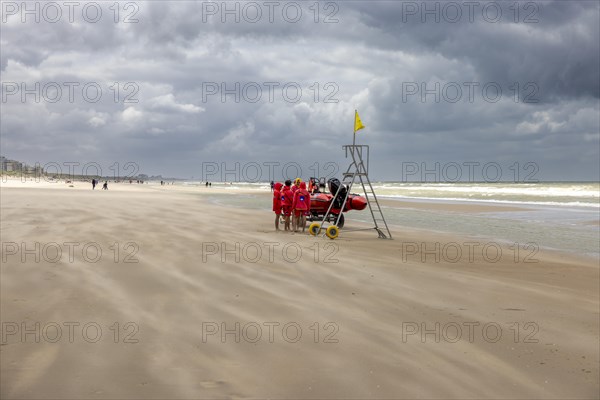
[0,156,43,174]
[0,156,23,172]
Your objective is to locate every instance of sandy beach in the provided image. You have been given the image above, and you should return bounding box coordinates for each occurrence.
[1,180,598,399]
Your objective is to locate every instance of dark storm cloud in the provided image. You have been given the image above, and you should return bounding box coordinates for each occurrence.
[346,1,600,100]
[0,0,598,180]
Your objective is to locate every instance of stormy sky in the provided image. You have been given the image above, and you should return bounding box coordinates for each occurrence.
[1,0,599,181]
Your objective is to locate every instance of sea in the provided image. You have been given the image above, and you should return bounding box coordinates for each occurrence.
[179,181,600,258]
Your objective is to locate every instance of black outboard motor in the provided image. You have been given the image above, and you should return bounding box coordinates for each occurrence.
[328,178,348,209]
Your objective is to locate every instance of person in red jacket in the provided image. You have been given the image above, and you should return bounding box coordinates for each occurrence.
[281,180,294,231]
[290,178,302,230]
[301,182,311,232]
[308,178,316,194]
[272,182,283,231]
[292,181,310,233]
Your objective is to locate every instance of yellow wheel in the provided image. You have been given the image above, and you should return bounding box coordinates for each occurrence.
[308,222,322,236]
[326,225,339,239]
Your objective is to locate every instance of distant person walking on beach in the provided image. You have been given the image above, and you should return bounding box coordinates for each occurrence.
[102,181,108,190]
[270,181,274,192]
[92,179,97,190]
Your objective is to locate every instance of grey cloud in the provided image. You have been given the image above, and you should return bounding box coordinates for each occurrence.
[0,0,598,180]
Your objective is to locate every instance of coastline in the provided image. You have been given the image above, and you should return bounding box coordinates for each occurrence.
[1,181,599,398]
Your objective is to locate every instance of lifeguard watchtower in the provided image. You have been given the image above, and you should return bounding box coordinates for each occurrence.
[314,111,392,240]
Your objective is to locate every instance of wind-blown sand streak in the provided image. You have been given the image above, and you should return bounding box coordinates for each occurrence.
[1,181,598,399]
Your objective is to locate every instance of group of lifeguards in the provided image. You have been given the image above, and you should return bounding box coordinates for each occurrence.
[273,178,311,232]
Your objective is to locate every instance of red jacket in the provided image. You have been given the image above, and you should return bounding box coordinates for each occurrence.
[293,187,310,211]
[301,189,311,211]
[281,185,293,207]
[272,182,283,212]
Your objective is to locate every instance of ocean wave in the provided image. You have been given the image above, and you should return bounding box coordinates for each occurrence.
[378,194,599,208]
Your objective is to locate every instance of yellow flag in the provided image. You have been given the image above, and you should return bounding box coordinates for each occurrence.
[354,110,365,133]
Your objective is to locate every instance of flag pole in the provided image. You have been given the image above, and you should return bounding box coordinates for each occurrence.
[353,109,357,147]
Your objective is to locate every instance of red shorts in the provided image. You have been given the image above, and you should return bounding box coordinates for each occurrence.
[282,206,292,216]
[294,210,302,217]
